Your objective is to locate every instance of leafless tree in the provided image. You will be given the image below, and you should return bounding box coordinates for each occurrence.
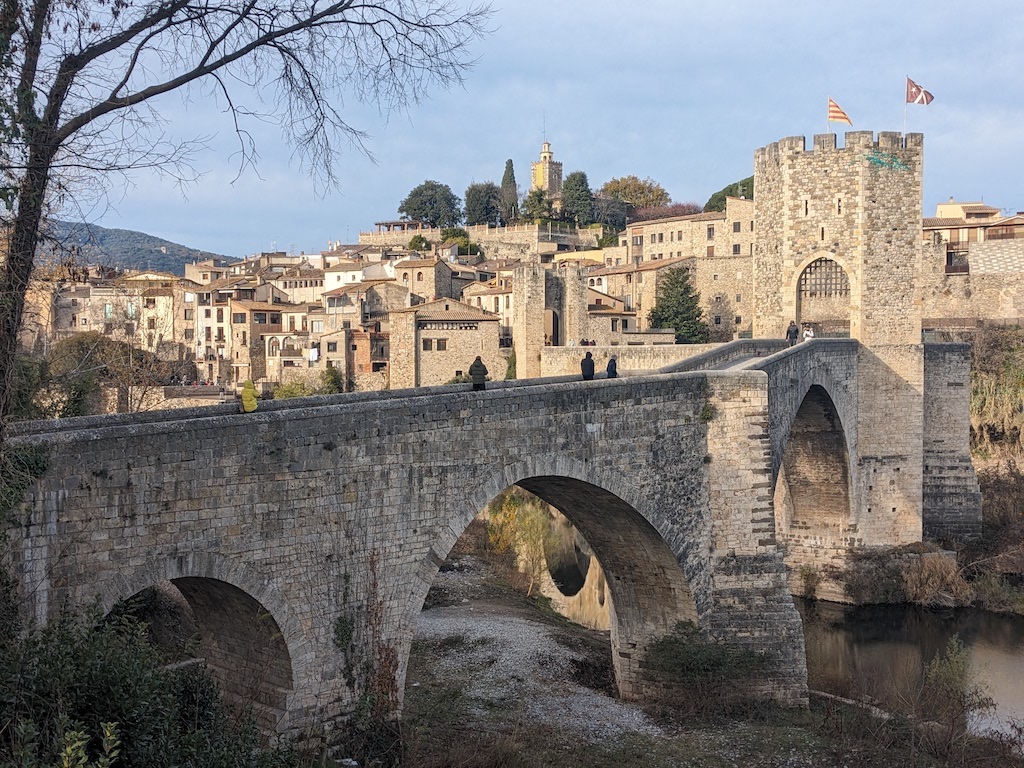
[0,0,491,445]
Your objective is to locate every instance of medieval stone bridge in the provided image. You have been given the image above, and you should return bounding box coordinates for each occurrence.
[6,337,980,736]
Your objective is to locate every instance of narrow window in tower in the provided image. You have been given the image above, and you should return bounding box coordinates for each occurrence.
[804,200,809,216]
[820,227,826,241]
[837,198,843,214]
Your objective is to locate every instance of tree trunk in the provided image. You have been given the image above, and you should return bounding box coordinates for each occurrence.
[0,138,56,448]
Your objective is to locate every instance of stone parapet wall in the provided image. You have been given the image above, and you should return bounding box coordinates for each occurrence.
[540,342,718,378]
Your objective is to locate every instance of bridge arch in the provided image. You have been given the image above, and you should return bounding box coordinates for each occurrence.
[774,384,853,545]
[408,455,708,702]
[98,552,303,734]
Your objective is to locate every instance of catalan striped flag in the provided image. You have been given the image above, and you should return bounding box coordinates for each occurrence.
[827,98,853,126]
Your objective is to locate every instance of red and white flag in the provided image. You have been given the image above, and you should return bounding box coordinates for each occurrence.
[827,98,853,125]
[906,77,934,105]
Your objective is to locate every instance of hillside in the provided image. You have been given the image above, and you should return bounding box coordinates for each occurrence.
[39,220,232,276]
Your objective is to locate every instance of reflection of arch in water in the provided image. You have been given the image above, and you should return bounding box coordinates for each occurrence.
[774,384,853,549]
[102,556,297,735]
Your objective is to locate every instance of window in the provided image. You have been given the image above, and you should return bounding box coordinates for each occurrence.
[351,344,358,351]
[147,318,156,330]
[677,230,682,240]
[735,316,742,324]
[713,274,719,281]
[81,317,88,326]
[821,227,826,241]
[422,339,433,351]
[311,320,323,333]
[205,327,212,341]
[611,319,618,331]
[327,342,338,352]
[750,221,754,231]
[732,244,741,255]
[714,316,722,325]
[103,303,113,319]
[204,308,211,318]
[232,313,246,323]
[184,308,194,320]
[145,298,156,308]
[270,313,281,324]
[837,198,843,214]
[184,329,194,341]
[417,272,424,281]
[736,294,742,303]
[147,333,154,347]
[253,312,267,324]
[714,295,722,303]
[216,308,224,322]
[637,273,643,283]
[733,221,741,233]
[657,233,664,243]
[126,303,136,319]
[402,272,409,283]
[706,246,714,257]
[804,200,809,216]
[437,339,447,351]
[241,331,247,346]
[706,226,714,240]
[622,319,629,330]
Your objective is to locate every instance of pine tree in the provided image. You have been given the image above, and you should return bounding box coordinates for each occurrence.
[648,267,710,343]
[500,159,519,226]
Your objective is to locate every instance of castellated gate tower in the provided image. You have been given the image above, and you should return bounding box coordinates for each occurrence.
[753,131,979,597]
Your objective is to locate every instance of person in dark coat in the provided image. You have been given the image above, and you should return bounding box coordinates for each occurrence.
[606,356,617,378]
[469,356,488,391]
[581,351,595,381]
[786,320,799,347]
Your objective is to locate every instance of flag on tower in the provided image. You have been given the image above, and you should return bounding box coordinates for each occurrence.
[906,77,934,105]
[827,98,853,125]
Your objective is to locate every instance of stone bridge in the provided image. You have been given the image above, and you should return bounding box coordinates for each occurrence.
[6,339,979,736]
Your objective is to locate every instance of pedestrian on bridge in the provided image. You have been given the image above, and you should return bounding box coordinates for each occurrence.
[606,356,618,378]
[786,320,799,346]
[469,356,488,391]
[581,351,595,381]
[802,324,815,342]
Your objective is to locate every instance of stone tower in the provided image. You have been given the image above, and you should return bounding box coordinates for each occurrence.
[754,131,928,556]
[752,131,924,343]
[531,141,563,198]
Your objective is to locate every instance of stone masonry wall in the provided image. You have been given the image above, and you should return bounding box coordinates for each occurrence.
[922,343,983,539]
[9,369,807,734]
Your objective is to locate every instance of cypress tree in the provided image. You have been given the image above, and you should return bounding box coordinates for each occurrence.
[500,159,518,226]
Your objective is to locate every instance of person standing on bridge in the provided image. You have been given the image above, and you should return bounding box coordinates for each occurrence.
[469,356,488,391]
[581,351,595,381]
[802,324,815,342]
[606,356,617,379]
[786,320,799,347]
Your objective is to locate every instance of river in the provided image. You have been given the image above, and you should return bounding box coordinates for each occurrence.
[798,599,1024,733]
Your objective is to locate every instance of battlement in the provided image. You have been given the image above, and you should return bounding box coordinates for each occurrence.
[755,131,924,163]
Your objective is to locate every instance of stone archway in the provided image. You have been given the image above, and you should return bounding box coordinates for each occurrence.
[101,555,300,735]
[795,257,851,337]
[412,462,705,705]
[774,384,856,599]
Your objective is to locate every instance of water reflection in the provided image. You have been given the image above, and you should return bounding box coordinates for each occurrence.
[798,599,1024,732]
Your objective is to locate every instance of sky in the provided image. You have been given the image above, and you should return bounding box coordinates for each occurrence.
[84,0,1024,258]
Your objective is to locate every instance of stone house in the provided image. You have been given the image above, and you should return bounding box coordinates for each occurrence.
[267,262,326,304]
[389,299,504,388]
[620,197,755,264]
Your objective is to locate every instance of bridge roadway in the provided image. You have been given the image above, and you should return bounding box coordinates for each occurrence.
[6,338,977,736]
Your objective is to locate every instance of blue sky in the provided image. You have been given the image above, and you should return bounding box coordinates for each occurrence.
[90,1,1024,257]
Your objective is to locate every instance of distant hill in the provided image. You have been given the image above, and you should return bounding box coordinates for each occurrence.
[40,221,232,276]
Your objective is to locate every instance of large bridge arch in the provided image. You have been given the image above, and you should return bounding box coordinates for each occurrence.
[407,455,711,702]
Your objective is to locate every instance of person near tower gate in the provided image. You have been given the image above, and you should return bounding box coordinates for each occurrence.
[581,351,595,381]
[606,356,617,379]
[469,355,488,391]
[786,320,799,346]
[802,324,815,342]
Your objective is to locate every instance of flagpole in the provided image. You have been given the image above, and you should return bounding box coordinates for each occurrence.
[903,79,908,135]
